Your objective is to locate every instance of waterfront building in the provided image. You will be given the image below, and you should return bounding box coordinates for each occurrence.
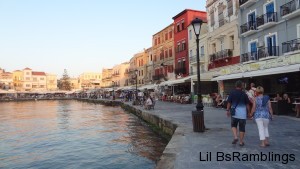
[79,72,101,90]
[12,70,23,91]
[187,19,217,95]
[212,0,300,96]
[135,51,147,86]
[152,24,175,84]
[101,68,113,88]
[0,68,13,90]
[128,54,138,87]
[69,78,81,90]
[111,62,130,88]
[172,9,207,78]
[22,68,33,91]
[31,71,47,91]
[46,74,58,91]
[144,47,153,85]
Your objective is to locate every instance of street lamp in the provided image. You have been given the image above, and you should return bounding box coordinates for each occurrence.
[191,17,204,132]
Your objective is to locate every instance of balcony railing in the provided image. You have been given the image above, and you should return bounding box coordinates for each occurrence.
[282,38,300,54]
[281,0,300,17]
[175,67,187,75]
[240,21,257,34]
[256,12,278,28]
[257,46,279,60]
[241,51,258,63]
[189,54,205,63]
[219,19,225,27]
[152,74,164,80]
[210,49,233,62]
[112,73,120,76]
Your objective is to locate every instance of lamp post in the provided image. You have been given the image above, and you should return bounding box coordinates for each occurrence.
[135,69,138,103]
[191,17,205,132]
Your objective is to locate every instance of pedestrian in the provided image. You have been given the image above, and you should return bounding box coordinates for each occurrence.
[226,80,250,146]
[250,86,273,147]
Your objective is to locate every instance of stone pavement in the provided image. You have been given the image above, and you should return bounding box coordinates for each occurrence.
[125,100,300,169]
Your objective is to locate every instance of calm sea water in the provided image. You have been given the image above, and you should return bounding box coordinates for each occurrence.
[0,100,168,169]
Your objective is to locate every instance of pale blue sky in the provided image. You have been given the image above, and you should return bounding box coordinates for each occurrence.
[0,0,205,77]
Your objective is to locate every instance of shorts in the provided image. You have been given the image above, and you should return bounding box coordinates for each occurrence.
[231,117,246,132]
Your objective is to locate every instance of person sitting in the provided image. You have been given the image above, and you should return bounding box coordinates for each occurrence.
[215,94,223,107]
[274,93,282,101]
[145,96,153,110]
[283,93,291,103]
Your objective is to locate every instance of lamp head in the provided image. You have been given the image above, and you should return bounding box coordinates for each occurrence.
[191,18,203,37]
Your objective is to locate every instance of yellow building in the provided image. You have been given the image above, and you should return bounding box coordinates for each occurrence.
[111,62,130,88]
[79,72,102,89]
[152,23,175,83]
[31,71,47,91]
[101,69,113,88]
[0,68,13,90]
[12,70,23,91]
[46,74,57,91]
[69,78,81,90]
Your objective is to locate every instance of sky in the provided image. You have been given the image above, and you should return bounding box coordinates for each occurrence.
[0,0,206,78]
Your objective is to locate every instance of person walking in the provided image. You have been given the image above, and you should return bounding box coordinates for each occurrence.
[226,80,250,146]
[250,86,273,147]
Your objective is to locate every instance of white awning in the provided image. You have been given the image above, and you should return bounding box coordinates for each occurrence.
[211,72,244,81]
[138,84,156,90]
[191,72,214,82]
[160,75,193,86]
[211,64,300,81]
[244,64,300,78]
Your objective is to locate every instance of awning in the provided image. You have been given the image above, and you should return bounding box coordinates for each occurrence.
[211,64,300,81]
[245,64,300,77]
[160,75,193,86]
[138,84,157,90]
[191,72,214,82]
[211,72,244,81]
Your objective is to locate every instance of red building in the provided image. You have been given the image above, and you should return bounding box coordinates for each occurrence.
[172,9,206,78]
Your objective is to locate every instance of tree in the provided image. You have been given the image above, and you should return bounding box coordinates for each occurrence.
[58,69,71,91]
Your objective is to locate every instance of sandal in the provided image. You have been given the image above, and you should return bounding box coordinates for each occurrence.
[232,138,238,144]
[239,142,245,146]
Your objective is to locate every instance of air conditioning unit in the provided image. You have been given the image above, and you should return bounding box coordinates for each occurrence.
[257,41,264,47]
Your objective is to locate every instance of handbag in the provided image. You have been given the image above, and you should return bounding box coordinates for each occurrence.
[230,92,243,116]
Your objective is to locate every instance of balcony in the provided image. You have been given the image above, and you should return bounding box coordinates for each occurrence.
[239,0,256,9]
[257,46,279,60]
[189,54,205,64]
[219,19,225,27]
[152,74,164,80]
[175,67,187,75]
[282,38,300,55]
[210,49,233,62]
[256,12,278,30]
[112,72,120,77]
[281,0,300,19]
[241,52,258,63]
[240,21,258,37]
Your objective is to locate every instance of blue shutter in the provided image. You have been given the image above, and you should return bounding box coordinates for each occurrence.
[266,2,274,13]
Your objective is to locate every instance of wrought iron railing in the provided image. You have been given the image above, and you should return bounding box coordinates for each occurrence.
[240,21,257,34]
[282,38,300,53]
[257,46,279,59]
[241,51,258,63]
[280,0,300,16]
[256,12,278,27]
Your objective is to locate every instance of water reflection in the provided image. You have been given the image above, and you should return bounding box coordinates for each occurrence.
[0,101,167,169]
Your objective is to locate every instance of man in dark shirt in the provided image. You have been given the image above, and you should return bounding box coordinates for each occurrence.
[226,80,250,146]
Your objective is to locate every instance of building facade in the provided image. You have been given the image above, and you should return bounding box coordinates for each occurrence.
[152,24,175,83]
[12,70,23,91]
[111,62,130,88]
[79,72,101,89]
[101,69,113,88]
[46,74,57,91]
[0,68,13,90]
[31,71,47,91]
[172,9,207,78]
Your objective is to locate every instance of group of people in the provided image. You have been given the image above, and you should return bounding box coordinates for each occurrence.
[226,81,273,147]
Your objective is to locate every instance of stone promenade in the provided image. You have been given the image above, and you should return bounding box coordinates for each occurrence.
[123,100,300,169]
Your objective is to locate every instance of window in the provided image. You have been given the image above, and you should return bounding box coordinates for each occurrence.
[181,20,185,30]
[177,43,181,52]
[189,29,192,40]
[165,50,168,58]
[160,52,164,60]
[218,5,224,27]
[158,37,160,44]
[177,23,180,32]
[297,24,300,38]
[141,59,143,66]
[33,77,37,81]
[141,70,143,76]
[169,30,173,38]
[201,46,205,57]
[210,11,215,26]
[26,77,30,80]
[227,0,233,17]
[26,72,29,75]
[169,48,173,57]
[165,33,168,41]
[150,55,153,61]
[155,38,157,45]
[220,38,224,51]
[190,50,193,58]
[265,33,277,55]
[154,55,157,62]
[230,35,234,50]
[212,43,216,53]
[182,42,186,51]
[26,84,30,87]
